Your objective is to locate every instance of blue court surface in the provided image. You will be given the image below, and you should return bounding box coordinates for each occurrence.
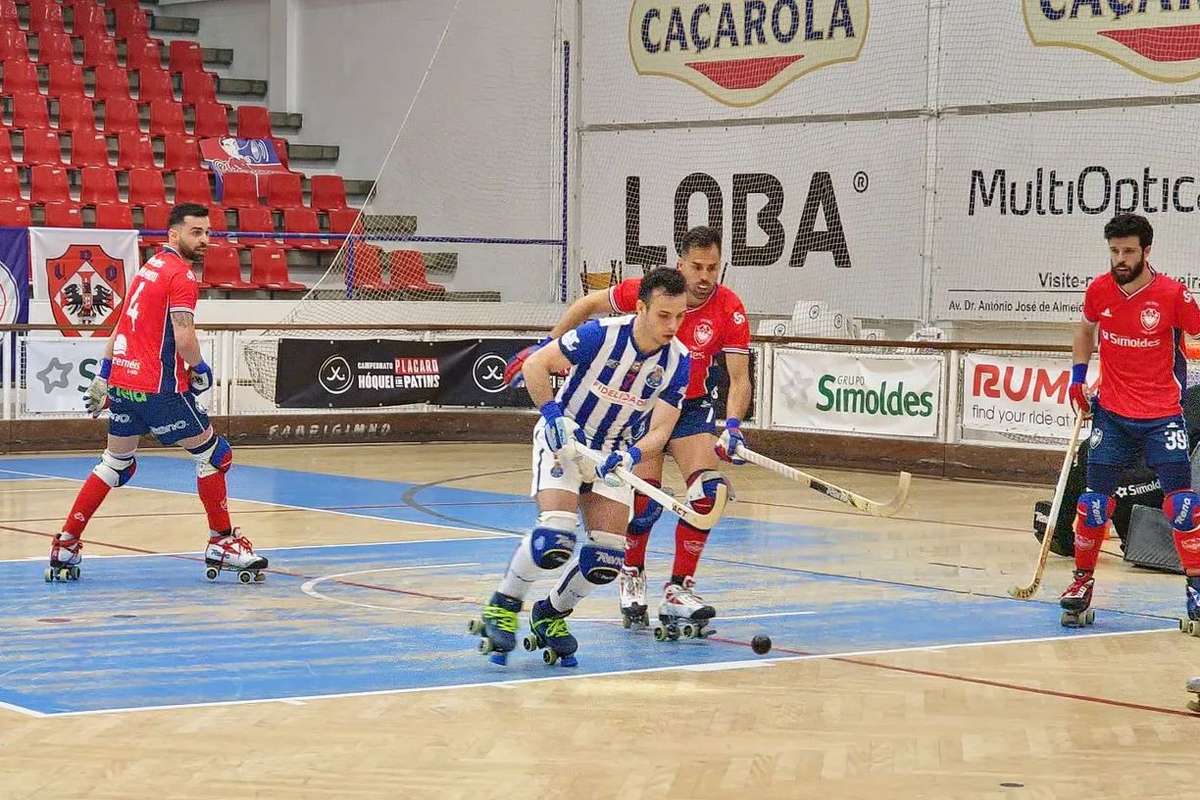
[0,455,1180,717]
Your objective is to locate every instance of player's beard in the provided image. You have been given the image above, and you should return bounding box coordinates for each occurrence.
[179,241,206,261]
[1111,253,1145,286]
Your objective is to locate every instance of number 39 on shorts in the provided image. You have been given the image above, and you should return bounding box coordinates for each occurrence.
[1166,429,1190,451]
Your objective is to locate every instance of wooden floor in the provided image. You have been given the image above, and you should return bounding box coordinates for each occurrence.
[0,442,1197,800]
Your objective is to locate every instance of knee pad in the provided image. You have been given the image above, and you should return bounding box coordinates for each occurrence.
[530,511,577,569]
[578,530,625,584]
[1075,492,1114,528]
[1164,490,1200,532]
[189,435,232,478]
[630,482,663,534]
[684,470,731,532]
[93,449,136,488]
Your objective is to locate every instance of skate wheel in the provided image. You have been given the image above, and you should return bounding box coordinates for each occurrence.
[57,568,72,582]
[680,623,695,639]
[653,625,667,642]
[204,566,219,581]
[1083,609,1095,625]
[43,567,52,583]
[559,655,578,668]
[237,570,253,584]
[70,567,80,580]
[1181,619,1200,637]
[253,571,266,583]
[477,637,493,655]
[467,619,482,635]
[666,624,680,641]
[622,615,632,629]
[542,649,557,666]
[522,634,538,652]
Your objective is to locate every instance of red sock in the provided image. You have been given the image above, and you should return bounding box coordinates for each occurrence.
[672,499,714,580]
[62,474,112,537]
[1072,521,1106,572]
[197,473,231,534]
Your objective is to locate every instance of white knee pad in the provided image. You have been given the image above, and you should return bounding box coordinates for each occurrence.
[93,449,136,488]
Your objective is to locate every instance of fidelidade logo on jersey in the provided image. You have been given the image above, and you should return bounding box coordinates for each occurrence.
[276,337,543,409]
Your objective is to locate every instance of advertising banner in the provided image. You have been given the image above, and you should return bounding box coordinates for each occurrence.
[960,353,1095,442]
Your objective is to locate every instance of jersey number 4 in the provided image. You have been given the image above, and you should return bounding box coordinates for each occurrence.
[126,282,146,331]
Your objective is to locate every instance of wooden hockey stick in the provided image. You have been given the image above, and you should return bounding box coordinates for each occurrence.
[735,445,912,517]
[572,445,728,529]
[1008,412,1086,600]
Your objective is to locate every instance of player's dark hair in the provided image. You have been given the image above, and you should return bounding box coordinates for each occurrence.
[679,225,722,256]
[1104,213,1153,248]
[638,267,686,304]
[169,203,209,228]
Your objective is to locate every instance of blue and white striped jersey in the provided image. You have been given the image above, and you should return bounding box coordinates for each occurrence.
[554,315,690,453]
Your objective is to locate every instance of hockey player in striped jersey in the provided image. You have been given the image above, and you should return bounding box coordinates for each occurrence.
[472,268,693,666]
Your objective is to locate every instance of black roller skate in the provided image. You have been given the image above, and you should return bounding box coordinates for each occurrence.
[468,592,521,665]
[45,533,82,582]
[653,576,716,641]
[522,598,578,667]
[618,566,649,629]
[1060,569,1095,627]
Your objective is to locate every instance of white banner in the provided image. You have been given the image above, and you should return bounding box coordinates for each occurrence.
[579,119,926,319]
[771,349,942,437]
[25,337,216,413]
[581,1,925,125]
[933,107,1200,321]
[960,353,1095,442]
[29,227,140,337]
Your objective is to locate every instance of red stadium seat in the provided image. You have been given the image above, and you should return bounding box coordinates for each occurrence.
[220,171,259,209]
[2,61,39,95]
[163,132,200,171]
[206,204,229,236]
[173,169,211,204]
[127,167,165,207]
[265,171,303,211]
[309,175,348,211]
[69,130,110,167]
[168,40,203,74]
[233,206,274,245]
[149,99,185,135]
[124,37,163,72]
[102,97,141,135]
[388,249,447,297]
[0,128,10,163]
[42,200,82,227]
[200,244,253,290]
[28,0,66,36]
[11,92,50,129]
[116,131,154,169]
[181,70,216,106]
[48,62,86,98]
[0,199,31,226]
[21,128,63,166]
[250,245,305,291]
[235,105,271,138]
[347,243,386,291]
[137,68,175,104]
[0,164,22,197]
[93,64,132,102]
[192,100,228,138]
[114,5,149,40]
[0,27,29,63]
[70,3,108,37]
[30,164,70,202]
[82,32,119,68]
[271,137,289,167]
[57,95,95,131]
[282,208,335,251]
[80,165,118,205]
[0,0,18,26]
[35,31,74,64]
[94,200,133,229]
[139,201,170,245]
[327,207,363,236]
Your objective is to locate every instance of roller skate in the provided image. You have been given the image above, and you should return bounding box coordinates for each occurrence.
[1179,575,1200,637]
[1059,569,1095,627]
[522,598,578,667]
[618,565,649,629]
[468,592,521,665]
[653,576,716,641]
[44,533,82,582]
[1187,676,1200,713]
[204,529,268,584]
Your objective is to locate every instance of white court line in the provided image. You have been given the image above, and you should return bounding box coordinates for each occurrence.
[0,534,513,564]
[26,625,1179,719]
[0,466,521,540]
[300,563,481,617]
[0,699,46,718]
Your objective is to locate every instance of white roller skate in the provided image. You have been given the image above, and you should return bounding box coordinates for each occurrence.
[618,565,649,629]
[1187,676,1200,713]
[653,576,716,641]
[204,529,268,584]
[45,533,82,582]
[1059,569,1095,627]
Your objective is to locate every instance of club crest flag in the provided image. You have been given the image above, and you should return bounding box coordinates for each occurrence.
[30,227,139,337]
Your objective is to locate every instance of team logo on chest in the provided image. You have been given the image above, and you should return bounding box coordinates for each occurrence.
[693,320,715,346]
[1140,305,1161,333]
[46,244,128,338]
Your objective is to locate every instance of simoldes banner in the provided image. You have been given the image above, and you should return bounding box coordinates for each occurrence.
[771,349,942,437]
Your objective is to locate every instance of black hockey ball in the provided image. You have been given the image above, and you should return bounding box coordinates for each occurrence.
[751,635,772,655]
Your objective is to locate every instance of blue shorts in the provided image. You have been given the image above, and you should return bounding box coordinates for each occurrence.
[671,397,717,440]
[1088,404,1191,470]
[107,387,210,445]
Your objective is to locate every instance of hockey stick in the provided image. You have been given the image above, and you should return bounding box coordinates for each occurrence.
[572,445,728,529]
[1008,412,1086,600]
[735,445,912,517]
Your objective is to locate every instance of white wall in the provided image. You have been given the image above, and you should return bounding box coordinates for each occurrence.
[154,0,271,81]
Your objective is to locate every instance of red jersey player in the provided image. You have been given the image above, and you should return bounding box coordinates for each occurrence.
[46,204,267,584]
[506,226,752,632]
[1062,213,1200,628]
